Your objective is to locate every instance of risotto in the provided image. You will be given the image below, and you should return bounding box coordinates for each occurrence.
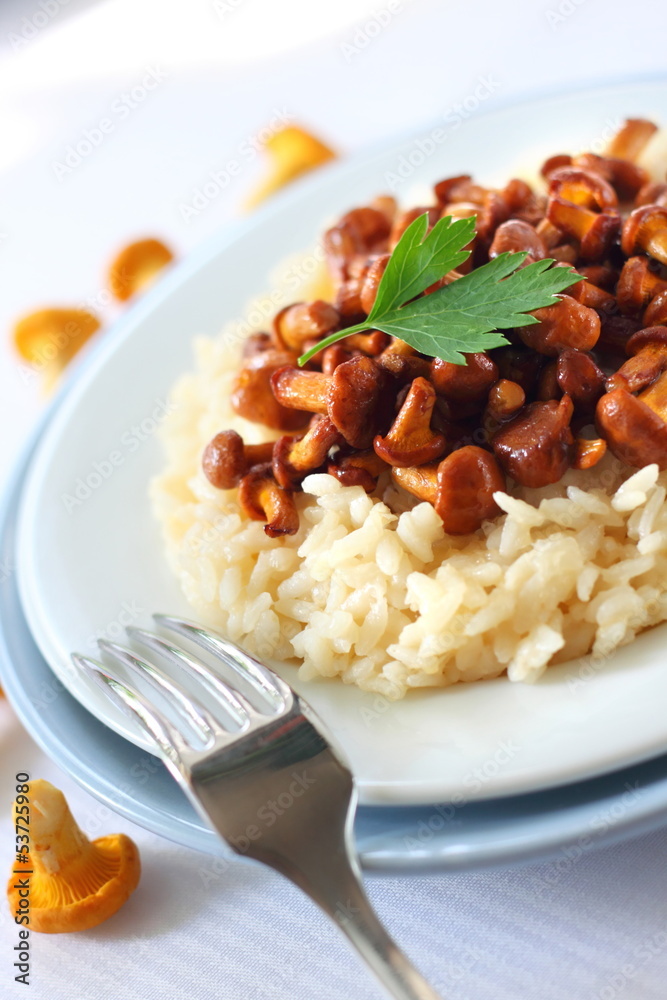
[151,118,667,698]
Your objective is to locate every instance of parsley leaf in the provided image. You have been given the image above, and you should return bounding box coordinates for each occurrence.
[366,253,587,363]
[298,212,584,366]
[371,212,475,315]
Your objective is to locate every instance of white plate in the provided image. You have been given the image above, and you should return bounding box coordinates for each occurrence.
[15,78,667,807]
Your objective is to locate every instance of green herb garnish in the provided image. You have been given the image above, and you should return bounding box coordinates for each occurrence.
[298,212,584,366]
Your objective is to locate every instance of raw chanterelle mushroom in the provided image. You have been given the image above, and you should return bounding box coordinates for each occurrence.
[7,780,140,933]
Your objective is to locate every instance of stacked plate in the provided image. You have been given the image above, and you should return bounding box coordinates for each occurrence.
[3,79,667,873]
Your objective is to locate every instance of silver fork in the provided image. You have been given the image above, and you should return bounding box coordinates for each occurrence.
[72,614,443,1000]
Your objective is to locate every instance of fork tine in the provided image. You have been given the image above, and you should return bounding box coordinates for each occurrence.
[97,639,227,745]
[72,653,191,764]
[126,627,253,726]
[154,614,292,709]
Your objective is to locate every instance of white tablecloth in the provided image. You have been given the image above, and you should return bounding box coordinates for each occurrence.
[1,1,667,997]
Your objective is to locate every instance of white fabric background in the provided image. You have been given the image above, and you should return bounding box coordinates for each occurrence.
[1,1,667,997]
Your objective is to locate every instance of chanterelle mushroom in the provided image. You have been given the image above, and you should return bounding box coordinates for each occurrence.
[238,463,299,536]
[621,204,667,265]
[492,396,575,488]
[597,329,667,469]
[374,376,447,467]
[7,780,140,933]
[108,238,174,301]
[392,446,505,535]
[202,430,274,490]
[518,295,600,356]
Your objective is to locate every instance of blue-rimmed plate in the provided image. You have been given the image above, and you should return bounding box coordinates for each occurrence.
[4,78,667,865]
[11,78,667,807]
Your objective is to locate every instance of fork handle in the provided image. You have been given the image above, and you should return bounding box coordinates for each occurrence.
[332,882,444,1000]
[296,855,444,1000]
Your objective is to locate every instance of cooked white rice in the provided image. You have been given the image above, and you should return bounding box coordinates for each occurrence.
[151,275,667,700]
